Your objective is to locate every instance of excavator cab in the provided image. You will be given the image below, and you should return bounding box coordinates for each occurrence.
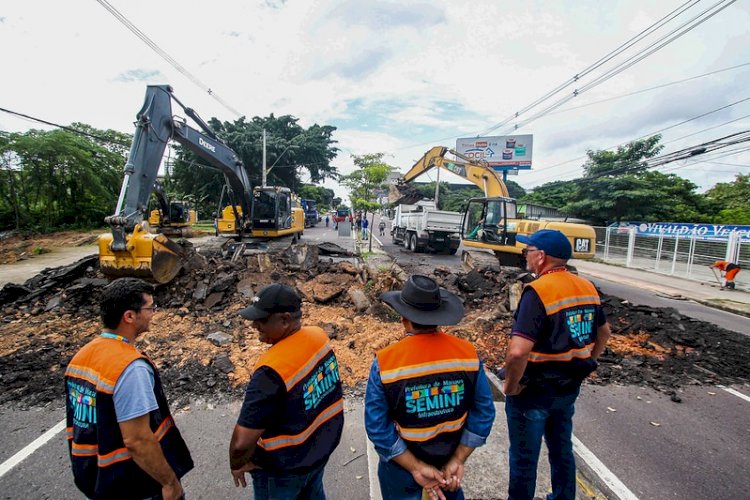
[250,186,304,238]
[461,197,522,266]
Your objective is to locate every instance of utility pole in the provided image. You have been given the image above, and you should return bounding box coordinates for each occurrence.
[262,128,267,187]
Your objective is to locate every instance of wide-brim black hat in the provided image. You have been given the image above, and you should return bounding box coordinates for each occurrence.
[380,275,464,325]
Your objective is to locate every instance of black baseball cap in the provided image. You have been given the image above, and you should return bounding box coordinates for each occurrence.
[239,283,301,320]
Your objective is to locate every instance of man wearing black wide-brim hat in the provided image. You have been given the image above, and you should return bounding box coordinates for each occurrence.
[365,275,496,500]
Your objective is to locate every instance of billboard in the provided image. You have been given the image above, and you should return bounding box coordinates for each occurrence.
[456,135,533,170]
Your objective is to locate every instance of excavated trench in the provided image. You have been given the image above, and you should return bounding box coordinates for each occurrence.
[1,239,749,409]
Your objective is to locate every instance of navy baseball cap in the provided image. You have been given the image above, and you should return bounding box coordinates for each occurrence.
[239,283,301,320]
[517,229,572,260]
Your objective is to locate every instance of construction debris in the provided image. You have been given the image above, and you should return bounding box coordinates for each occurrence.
[1,239,749,410]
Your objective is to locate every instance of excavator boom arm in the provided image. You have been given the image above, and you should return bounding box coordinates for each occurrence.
[401,146,510,198]
[101,85,255,283]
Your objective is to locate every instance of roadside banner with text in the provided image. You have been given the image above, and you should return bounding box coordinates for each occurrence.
[615,222,750,241]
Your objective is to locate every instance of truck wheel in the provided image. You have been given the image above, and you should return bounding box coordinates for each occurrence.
[409,234,418,252]
[404,234,410,249]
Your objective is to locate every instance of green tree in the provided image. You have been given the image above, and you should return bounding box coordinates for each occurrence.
[341,153,394,251]
[582,135,662,177]
[505,179,526,199]
[0,127,125,231]
[297,184,335,210]
[171,114,339,216]
[564,136,676,224]
[704,174,750,223]
[520,180,578,209]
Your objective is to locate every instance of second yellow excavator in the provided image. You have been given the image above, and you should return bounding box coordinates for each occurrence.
[396,146,596,267]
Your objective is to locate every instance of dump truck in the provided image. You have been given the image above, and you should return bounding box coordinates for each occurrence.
[390,200,462,254]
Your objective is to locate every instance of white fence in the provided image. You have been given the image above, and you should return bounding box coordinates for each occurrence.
[594,226,748,291]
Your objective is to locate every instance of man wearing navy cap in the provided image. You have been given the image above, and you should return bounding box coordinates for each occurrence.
[503,230,611,500]
[229,283,344,499]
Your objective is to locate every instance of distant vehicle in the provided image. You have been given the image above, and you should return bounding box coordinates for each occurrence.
[300,199,319,228]
[334,207,351,223]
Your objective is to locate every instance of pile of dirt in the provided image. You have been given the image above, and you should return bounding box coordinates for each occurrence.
[1,240,749,409]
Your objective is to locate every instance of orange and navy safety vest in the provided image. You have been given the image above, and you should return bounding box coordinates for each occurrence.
[252,327,344,473]
[64,335,193,499]
[377,333,479,467]
[522,270,602,395]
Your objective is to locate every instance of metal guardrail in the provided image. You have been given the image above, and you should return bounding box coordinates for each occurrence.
[594,225,748,291]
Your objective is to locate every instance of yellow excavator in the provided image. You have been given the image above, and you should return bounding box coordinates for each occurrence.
[397,146,596,267]
[147,181,197,238]
[99,84,303,283]
[213,184,304,240]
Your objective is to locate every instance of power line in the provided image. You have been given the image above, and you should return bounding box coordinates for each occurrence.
[530,96,750,185]
[545,62,750,117]
[95,0,243,118]
[0,106,131,147]
[478,0,704,136]
[526,130,750,191]
[490,0,739,135]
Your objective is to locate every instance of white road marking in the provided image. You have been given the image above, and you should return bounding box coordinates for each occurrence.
[718,385,750,403]
[366,437,382,500]
[0,418,65,478]
[573,435,639,500]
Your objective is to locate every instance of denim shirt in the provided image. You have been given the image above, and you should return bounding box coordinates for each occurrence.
[364,357,496,461]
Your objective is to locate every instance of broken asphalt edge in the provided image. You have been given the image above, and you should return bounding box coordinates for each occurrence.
[485,371,610,500]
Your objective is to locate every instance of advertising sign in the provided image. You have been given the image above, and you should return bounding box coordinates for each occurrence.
[456,135,533,170]
[615,222,750,241]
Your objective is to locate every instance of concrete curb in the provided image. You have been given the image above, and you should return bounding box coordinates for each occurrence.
[483,370,611,500]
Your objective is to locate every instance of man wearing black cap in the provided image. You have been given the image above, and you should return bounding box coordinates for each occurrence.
[365,275,496,500]
[229,283,344,499]
[503,229,611,500]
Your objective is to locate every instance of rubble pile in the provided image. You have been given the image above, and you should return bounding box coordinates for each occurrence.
[1,240,749,409]
[592,297,750,394]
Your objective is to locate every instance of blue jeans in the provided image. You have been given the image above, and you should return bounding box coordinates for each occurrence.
[378,458,465,500]
[251,463,326,500]
[505,391,579,500]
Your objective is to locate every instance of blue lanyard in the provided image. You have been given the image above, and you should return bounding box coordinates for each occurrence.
[100,332,129,344]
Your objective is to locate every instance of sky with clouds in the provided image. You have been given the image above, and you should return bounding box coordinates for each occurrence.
[2,0,749,204]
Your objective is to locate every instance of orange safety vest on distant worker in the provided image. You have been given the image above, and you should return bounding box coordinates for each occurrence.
[64,336,193,500]
[521,269,603,395]
[377,333,479,467]
[713,260,741,281]
[251,327,344,473]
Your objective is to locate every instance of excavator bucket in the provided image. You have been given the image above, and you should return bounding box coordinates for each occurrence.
[98,224,184,284]
[388,183,424,205]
